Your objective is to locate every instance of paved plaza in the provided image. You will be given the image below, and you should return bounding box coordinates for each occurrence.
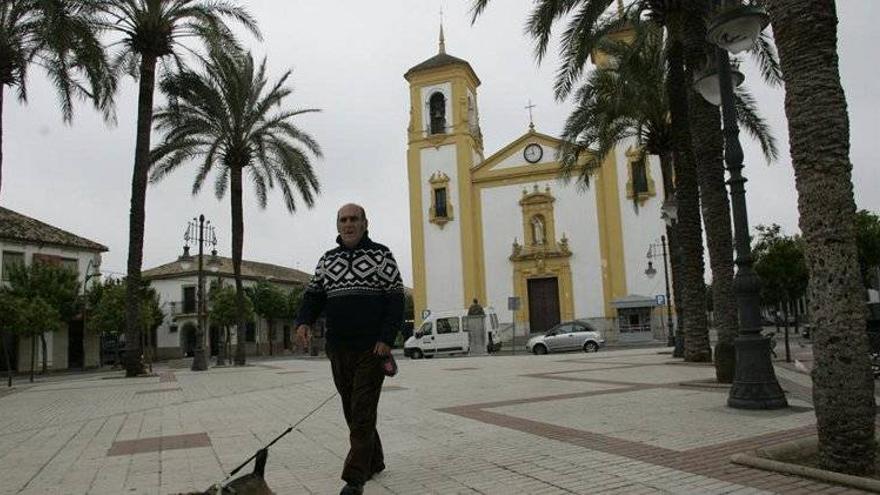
[0,347,869,494]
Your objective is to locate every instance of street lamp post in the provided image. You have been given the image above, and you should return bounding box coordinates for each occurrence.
[697,1,787,409]
[180,215,216,372]
[645,236,675,347]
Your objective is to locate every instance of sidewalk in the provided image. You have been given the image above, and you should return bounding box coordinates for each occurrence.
[0,347,865,494]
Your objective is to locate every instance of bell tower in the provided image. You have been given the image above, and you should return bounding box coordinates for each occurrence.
[404,27,483,323]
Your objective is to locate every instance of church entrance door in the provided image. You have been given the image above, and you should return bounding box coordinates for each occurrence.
[528,277,561,334]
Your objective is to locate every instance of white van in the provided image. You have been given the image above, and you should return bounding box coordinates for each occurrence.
[404,308,502,359]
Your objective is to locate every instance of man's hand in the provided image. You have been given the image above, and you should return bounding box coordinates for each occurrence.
[373,342,391,357]
[296,324,311,350]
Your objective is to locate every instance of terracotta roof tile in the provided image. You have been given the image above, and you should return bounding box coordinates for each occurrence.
[141,255,311,285]
[0,206,108,252]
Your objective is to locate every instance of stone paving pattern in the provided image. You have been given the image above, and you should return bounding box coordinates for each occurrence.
[0,348,870,494]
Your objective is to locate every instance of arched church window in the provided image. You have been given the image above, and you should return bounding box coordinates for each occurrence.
[434,187,448,218]
[531,215,546,246]
[632,158,649,195]
[429,92,446,134]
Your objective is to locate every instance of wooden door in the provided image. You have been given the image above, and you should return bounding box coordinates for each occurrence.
[528,277,561,334]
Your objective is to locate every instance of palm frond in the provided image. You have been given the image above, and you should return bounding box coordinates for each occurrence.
[750,30,782,87]
[734,85,778,164]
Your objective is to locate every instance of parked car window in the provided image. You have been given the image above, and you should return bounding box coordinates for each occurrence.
[573,323,592,333]
[555,323,574,335]
[436,317,460,334]
[416,321,432,337]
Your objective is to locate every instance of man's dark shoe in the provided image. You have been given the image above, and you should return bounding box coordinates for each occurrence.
[339,482,364,495]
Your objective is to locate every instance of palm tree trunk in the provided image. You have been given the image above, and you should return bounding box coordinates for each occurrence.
[0,86,4,199]
[659,152,684,352]
[124,54,158,378]
[231,164,247,366]
[767,0,875,475]
[666,24,711,362]
[682,12,738,381]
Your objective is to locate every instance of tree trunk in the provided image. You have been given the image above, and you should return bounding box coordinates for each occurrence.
[682,11,738,381]
[40,333,47,374]
[3,330,13,387]
[659,152,684,353]
[231,164,248,366]
[29,335,35,383]
[124,54,158,378]
[225,327,231,365]
[0,86,4,199]
[665,23,711,362]
[768,0,876,475]
[268,320,274,356]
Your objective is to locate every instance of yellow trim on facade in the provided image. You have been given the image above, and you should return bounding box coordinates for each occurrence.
[408,146,428,327]
[407,61,481,324]
[511,256,575,325]
[594,149,628,316]
[472,132,561,176]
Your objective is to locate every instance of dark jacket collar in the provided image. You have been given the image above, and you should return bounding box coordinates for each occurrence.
[336,231,371,250]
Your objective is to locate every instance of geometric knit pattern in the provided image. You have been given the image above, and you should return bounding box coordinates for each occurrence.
[307,245,404,298]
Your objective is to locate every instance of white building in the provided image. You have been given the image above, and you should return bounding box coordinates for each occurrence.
[0,206,106,371]
[142,255,310,360]
[405,31,672,343]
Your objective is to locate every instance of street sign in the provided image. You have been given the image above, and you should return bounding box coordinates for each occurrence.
[508,296,521,311]
[655,295,666,305]
[421,309,431,320]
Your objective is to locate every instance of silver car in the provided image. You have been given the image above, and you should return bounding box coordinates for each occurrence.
[526,320,605,354]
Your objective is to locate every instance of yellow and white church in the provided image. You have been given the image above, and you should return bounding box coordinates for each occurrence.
[404,31,671,343]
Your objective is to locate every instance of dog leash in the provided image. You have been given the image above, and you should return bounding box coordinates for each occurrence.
[212,390,339,492]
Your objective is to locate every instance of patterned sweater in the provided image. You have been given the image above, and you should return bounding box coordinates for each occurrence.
[296,234,404,350]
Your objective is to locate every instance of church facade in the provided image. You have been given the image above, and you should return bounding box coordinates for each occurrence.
[404,36,672,343]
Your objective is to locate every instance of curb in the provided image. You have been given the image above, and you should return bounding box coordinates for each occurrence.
[730,436,880,493]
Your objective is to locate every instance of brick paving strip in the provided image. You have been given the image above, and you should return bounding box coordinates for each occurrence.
[381,385,408,392]
[443,367,481,371]
[106,432,211,456]
[438,365,864,494]
[134,387,183,395]
[276,370,307,375]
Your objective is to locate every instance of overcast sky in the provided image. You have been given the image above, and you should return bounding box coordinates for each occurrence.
[3,1,879,287]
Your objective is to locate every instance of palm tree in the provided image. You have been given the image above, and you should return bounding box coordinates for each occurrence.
[0,0,113,198]
[766,0,875,475]
[150,45,322,366]
[673,4,780,378]
[472,0,785,369]
[472,0,716,361]
[558,11,777,368]
[92,0,259,376]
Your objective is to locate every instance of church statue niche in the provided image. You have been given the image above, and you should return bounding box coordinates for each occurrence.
[429,92,446,135]
[511,186,572,263]
[531,215,546,246]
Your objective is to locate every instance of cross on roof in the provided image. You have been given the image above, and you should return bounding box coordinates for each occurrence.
[525,99,536,130]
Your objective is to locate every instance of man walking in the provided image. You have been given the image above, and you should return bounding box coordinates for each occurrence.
[296,203,404,495]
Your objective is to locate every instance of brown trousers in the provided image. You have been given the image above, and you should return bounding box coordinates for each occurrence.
[328,346,386,484]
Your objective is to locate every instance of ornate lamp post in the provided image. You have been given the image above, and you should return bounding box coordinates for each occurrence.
[179,215,218,372]
[695,0,787,409]
[645,237,675,347]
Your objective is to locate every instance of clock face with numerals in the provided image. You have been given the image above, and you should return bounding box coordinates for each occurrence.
[524,143,543,163]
